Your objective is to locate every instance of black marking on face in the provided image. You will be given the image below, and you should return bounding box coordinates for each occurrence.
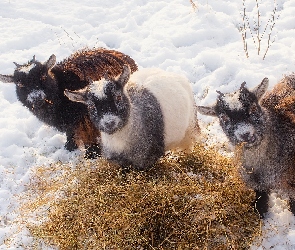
[216,88,266,147]
[14,59,57,111]
[87,80,130,134]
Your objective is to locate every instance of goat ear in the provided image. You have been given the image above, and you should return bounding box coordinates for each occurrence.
[0,74,14,83]
[13,62,21,68]
[196,105,217,116]
[117,65,130,87]
[64,88,88,104]
[45,54,56,70]
[252,77,269,100]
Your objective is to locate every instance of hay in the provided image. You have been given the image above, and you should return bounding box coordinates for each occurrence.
[21,143,261,249]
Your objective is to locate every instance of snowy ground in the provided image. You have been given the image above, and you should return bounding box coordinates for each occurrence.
[1,0,295,249]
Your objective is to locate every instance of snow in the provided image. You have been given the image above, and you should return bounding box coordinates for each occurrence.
[221,90,244,110]
[0,0,295,248]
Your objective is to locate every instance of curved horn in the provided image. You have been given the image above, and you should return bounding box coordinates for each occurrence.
[216,90,224,97]
[31,55,37,63]
[240,81,246,90]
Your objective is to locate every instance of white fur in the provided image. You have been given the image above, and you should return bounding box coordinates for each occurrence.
[27,90,46,103]
[90,79,107,99]
[101,109,135,155]
[19,63,36,74]
[100,114,121,131]
[234,123,255,142]
[128,68,197,151]
[222,91,243,110]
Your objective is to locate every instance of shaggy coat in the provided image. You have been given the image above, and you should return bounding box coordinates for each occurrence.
[197,75,295,217]
[0,48,138,158]
[65,66,199,170]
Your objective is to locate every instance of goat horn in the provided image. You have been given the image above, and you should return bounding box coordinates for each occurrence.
[216,90,224,97]
[31,55,36,62]
[240,81,246,89]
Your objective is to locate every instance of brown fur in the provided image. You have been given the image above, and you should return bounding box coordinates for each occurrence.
[262,74,295,124]
[281,167,295,198]
[73,116,101,148]
[56,48,138,82]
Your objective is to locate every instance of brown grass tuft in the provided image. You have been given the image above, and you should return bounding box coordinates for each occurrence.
[21,143,261,249]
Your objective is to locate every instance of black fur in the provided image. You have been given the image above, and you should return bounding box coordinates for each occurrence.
[1,49,138,158]
[198,76,295,218]
[215,88,266,147]
[87,79,131,134]
[253,190,269,219]
[13,58,95,154]
[65,66,197,170]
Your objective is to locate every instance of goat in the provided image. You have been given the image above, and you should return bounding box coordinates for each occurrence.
[0,48,138,158]
[64,65,199,170]
[197,75,295,218]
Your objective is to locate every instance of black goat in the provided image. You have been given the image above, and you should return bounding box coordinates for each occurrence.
[0,48,138,158]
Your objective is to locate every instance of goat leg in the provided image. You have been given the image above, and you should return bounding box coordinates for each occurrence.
[253,190,269,218]
[289,198,295,216]
[65,129,78,151]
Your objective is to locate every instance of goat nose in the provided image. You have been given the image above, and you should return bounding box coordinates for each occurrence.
[105,120,116,129]
[241,132,256,143]
[241,132,250,141]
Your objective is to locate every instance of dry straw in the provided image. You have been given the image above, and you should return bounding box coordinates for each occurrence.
[21,143,261,249]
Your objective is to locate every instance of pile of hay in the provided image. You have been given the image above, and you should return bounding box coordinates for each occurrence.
[22,143,261,249]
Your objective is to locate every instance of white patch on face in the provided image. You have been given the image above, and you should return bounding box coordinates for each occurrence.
[18,63,36,74]
[222,91,243,110]
[27,90,46,103]
[100,114,121,133]
[89,80,107,99]
[234,123,255,142]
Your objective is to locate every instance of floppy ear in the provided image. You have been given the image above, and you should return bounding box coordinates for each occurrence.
[252,77,269,100]
[0,74,14,83]
[196,105,217,116]
[64,88,88,104]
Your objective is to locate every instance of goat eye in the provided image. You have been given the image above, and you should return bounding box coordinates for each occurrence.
[16,82,24,88]
[115,95,122,102]
[219,113,230,124]
[41,74,47,81]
